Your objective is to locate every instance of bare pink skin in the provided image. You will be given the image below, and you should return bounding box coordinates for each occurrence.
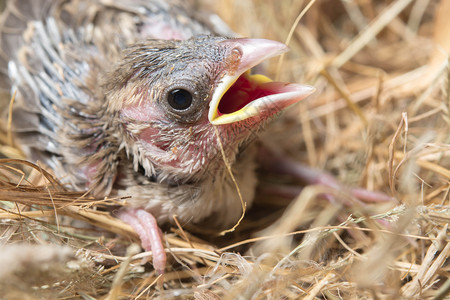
[117,209,166,274]
[259,147,395,204]
[140,21,192,40]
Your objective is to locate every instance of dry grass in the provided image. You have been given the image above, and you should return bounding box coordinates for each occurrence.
[0,0,449,299]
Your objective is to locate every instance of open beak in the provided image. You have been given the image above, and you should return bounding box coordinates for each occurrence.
[208,38,315,125]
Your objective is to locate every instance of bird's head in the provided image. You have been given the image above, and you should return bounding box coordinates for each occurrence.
[104,36,314,184]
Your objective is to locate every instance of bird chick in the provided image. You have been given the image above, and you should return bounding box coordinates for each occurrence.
[0,0,314,273]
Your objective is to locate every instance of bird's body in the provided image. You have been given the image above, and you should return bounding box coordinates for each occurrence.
[1,0,251,226]
[0,0,314,272]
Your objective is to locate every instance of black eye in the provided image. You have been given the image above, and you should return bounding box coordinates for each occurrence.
[167,89,193,110]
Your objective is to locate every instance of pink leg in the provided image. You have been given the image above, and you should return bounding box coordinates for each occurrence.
[259,147,396,203]
[118,208,166,274]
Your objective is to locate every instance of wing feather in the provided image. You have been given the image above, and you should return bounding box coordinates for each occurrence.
[0,0,230,194]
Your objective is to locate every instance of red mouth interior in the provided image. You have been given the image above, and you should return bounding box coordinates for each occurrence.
[218,74,273,115]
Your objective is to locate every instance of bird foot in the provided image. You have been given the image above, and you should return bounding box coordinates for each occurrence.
[259,147,395,205]
[117,208,166,274]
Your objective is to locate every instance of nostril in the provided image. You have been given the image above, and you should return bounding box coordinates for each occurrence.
[231,47,242,60]
[225,47,243,74]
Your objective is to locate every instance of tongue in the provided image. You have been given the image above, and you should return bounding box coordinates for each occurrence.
[218,76,310,116]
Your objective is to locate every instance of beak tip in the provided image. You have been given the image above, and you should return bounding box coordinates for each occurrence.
[305,85,316,95]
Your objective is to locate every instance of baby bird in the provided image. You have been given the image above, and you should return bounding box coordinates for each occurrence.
[0,0,314,273]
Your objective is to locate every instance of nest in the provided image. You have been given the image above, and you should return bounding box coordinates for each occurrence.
[0,0,449,299]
